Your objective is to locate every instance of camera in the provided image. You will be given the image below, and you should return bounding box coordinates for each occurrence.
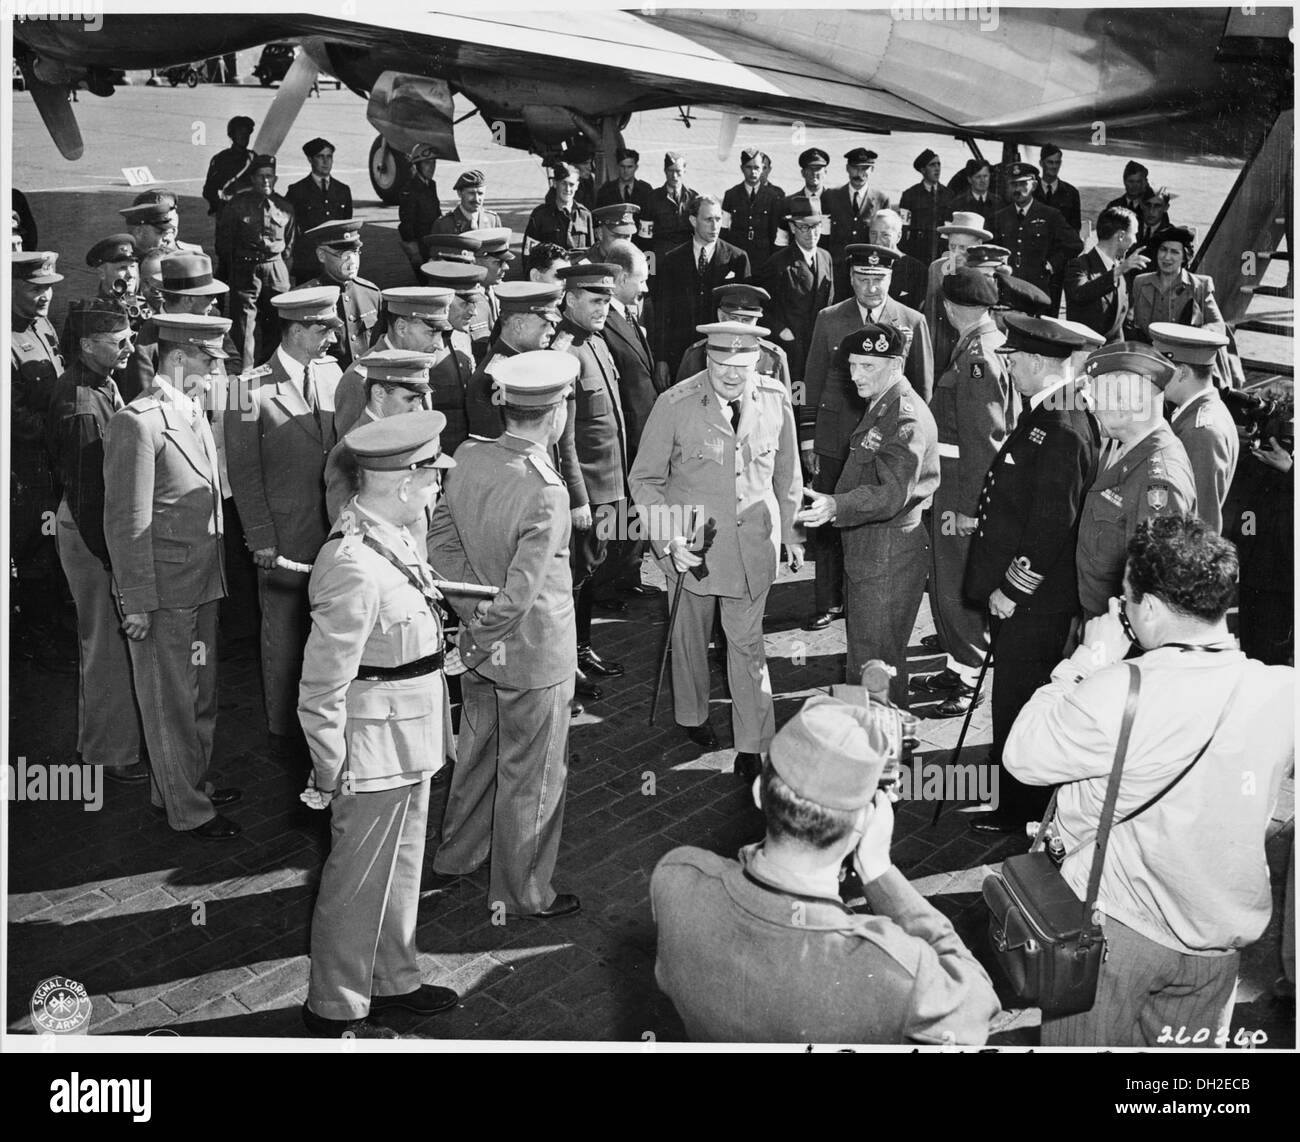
[831,660,920,801]
[1223,388,1294,454]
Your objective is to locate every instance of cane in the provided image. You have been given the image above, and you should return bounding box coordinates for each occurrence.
[648,511,716,726]
[929,642,994,827]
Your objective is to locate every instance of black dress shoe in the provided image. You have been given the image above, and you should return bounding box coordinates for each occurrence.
[187,814,241,841]
[680,721,719,749]
[592,595,629,613]
[969,812,1028,836]
[733,751,763,782]
[574,671,603,700]
[209,787,242,808]
[803,612,834,631]
[519,892,581,920]
[577,647,624,677]
[617,583,662,598]
[104,761,150,784]
[301,1003,399,1039]
[910,667,965,694]
[935,688,983,718]
[370,984,459,1016]
[570,701,584,718]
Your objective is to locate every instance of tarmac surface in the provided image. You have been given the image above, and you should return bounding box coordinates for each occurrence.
[5,80,1294,1046]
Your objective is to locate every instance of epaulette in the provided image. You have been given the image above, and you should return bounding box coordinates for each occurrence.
[756,374,787,395]
[354,276,379,291]
[240,365,273,382]
[527,454,565,487]
[125,395,163,415]
[666,376,703,403]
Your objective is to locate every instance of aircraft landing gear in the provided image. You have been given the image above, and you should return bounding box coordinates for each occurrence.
[369,135,410,205]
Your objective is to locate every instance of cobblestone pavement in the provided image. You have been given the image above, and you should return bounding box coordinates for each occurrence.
[6,556,1294,1046]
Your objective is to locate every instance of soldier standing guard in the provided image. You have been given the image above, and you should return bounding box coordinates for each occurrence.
[720,147,785,272]
[398,144,444,279]
[217,153,295,367]
[285,137,354,283]
[299,412,460,1038]
[202,115,256,251]
[298,219,382,369]
[629,322,804,781]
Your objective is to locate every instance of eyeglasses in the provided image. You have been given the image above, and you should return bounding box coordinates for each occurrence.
[91,334,134,349]
[1118,599,1138,644]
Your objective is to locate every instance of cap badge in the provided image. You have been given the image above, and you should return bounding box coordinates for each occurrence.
[867,251,880,265]
[873,334,889,352]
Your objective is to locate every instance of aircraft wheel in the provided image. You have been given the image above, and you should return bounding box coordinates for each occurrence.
[369,136,409,206]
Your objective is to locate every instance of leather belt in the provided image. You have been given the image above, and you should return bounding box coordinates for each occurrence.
[355,651,445,682]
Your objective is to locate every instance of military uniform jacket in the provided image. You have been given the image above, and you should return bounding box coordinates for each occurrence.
[464,337,514,441]
[1035,179,1082,234]
[524,197,593,253]
[1076,421,1197,615]
[554,318,629,509]
[59,292,153,361]
[216,189,296,271]
[931,318,1015,516]
[299,499,450,793]
[832,378,939,546]
[1170,390,1239,534]
[948,190,1003,232]
[285,176,354,280]
[721,182,785,269]
[299,274,382,368]
[122,315,242,405]
[898,181,955,264]
[628,372,803,599]
[802,296,933,456]
[429,207,503,237]
[992,199,1084,295]
[426,435,577,688]
[397,175,442,244]
[223,350,341,561]
[595,176,656,212]
[821,184,889,269]
[644,184,699,264]
[11,314,63,503]
[202,146,253,216]
[102,394,227,614]
[427,336,475,456]
[964,380,1101,614]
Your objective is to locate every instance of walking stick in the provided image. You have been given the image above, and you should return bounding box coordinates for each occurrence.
[648,511,716,726]
[929,642,994,827]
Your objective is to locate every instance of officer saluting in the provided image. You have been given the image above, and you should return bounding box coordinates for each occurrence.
[299,411,459,1038]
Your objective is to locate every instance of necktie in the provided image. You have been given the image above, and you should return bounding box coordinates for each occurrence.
[852,191,861,216]
[698,246,708,276]
[624,186,631,202]
[304,370,323,437]
[728,399,741,433]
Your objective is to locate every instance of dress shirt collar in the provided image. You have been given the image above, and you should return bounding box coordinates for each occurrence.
[276,345,306,388]
[693,238,716,264]
[1096,246,1115,271]
[347,498,422,562]
[743,843,843,902]
[857,301,885,325]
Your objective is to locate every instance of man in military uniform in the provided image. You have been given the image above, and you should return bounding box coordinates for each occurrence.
[104,313,241,839]
[300,412,460,1037]
[463,227,514,357]
[285,137,354,283]
[797,325,939,707]
[801,244,932,631]
[120,195,197,261]
[60,234,149,359]
[297,219,381,369]
[217,153,295,367]
[1034,144,1083,313]
[651,694,1000,1044]
[427,353,583,919]
[644,152,698,274]
[721,147,785,273]
[420,259,488,358]
[553,263,629,696]
[629,322,804,780]
[913,270,1015,717]
[949,159,1002,232]
[963,315,1100,834]
[923,211,992,371]
[1076,341,1197,620]
[202,115,255,234]
[580,203,641,265]
[397,144,443,279]
[1105,159,1156,215]
[224,287,343,756]
[899,149,954,267]
[524,162,594,255]
[464,281,562,441]
[1150,323,1239,534]
[822,147,889,297]
[992,162,1084,301]
[45,302,147,783]
[10,251,70,661]
[429,169,501,236]
[595,146,656,228]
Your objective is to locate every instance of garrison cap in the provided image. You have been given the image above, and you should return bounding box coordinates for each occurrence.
[996,313,1089,359]
[941,267,1000,307]
[913,148,939,172]
[356,348,435,390]
[846,243,898,272]
[713,283,770,316]
[453,169,485,191]
[158,251,227,295]
[1006,162,1039,182]
[87,234,139,266]
[593,203,640,234]
[302,137,334,158]
[768,694,893,810]
[67,299,130,338]
[964,243,1011,269]
[1042,316,1105,350]
[664,151,685,168]
[420,233,482,262]
[557,263,618,294]
[1123,160,1149,180]
[1148,322,1228,366]
[382,286,455,323]
[1039,143,1063,161]
[420,260,488,292]
[465,226,514,260]
[785,196,824,225]
[996,273,1050,315]
[844,147,878,166]
[12,251,63,285]
[153,312,231,359]
[270,285,343,326]
[938,211,992,239]
[698,320,769,366]
[798,147,830,169]
[841,323,906,361]
[1084,340,1177,389]
[345,409,455,470]
[247,153,276,174]
[305,219,363,250]
[740,146,761,166]
[120,201,176,227]
[488,350,578,407]
[496,281,563,317]
[1153,225,1196,250]
[226,115,254,137]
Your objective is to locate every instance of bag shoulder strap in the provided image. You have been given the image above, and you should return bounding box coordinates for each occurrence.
[359,533,443,620]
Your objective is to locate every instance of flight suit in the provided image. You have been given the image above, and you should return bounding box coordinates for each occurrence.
[1076,421,1197,618]
[1170,390,1239,534]
[628,372,803,752]
[299,274,382,370]
[427,435,577,915]
[830,377,940,706]
[299,500,451,1018]
[927,318,1015,677]
[720,182,785,272]
[523,198,594,253]
[217,188,296,367]
[103,395,228,830]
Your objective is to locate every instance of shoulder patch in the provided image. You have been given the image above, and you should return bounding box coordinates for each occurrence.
[970,361,985,379]
[1146,484,1170,512]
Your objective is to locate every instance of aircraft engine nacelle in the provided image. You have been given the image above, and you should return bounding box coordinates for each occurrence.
[366,71,460,159]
